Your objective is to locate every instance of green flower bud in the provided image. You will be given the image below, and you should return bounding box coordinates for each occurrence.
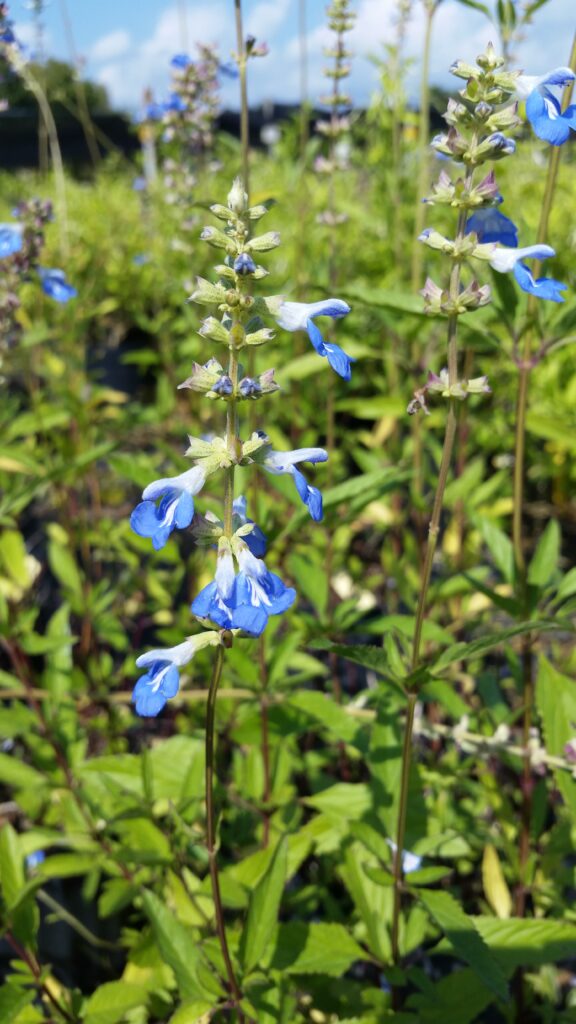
[247,231,281,252]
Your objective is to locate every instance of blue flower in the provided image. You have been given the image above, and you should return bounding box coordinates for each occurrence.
[219,62,239,80]
[130,465,206,549]
[485,132,516,156]
[171,53,192,69]
[233,496,267,557]
[466,208,518,247]
[192,539,295,637]
[38,268,77,303]
[516,67,576,146]
[133,634,221,717]
[276,299,353,380]
[0,223,22,259]
[164,92,187,114]
[489,244,566,303]
[257,446,328,521]
[234,252,256,275]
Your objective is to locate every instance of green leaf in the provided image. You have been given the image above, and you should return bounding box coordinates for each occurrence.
[0,823,37,945]
[169,1001,213,1024]
[47,539,83,599]
[270,921,365,976]
[0,984,35,1023]
[406,867,452,886]
[83,982,149,1024]
[340,841,392,961]
[304,783,372,821]
[454,0,491,15]
[287,691,362,745]
[419,889,508,1001]
[527,519,560,589]
[479,519,515,584]
[0,823,25,910]
[430,621,561,675]
[471,917,576,971]
[536,657,576,818]
[555,567,576,603]
[141,889,219,1001]
[240,836,288,974]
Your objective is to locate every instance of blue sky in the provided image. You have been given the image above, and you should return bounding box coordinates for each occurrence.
[12,0,575,115]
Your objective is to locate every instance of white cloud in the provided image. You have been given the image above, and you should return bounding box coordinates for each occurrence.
[89,0,575,113]
[93,3,231,111]
[245,0,291,39]
[90,30,131,63]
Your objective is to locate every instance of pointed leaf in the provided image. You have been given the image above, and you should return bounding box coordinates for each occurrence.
[240,836,288,974]
[419,889,508,1001]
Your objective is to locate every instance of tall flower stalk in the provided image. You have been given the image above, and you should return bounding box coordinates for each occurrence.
[389,43,564,979]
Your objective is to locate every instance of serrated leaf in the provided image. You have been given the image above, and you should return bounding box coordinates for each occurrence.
[419,889,508,1001]
[240,836,287,974]
[482,845,512,919]
[472,916,576,971]
[270,921,364,976]
[527,519,560,589]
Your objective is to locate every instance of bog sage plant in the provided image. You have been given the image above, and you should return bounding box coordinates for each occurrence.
[129,174,350,1011]
[394,42,570,985]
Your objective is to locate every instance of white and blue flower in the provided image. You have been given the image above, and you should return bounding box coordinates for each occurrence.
[233,496,267,557]
[0,223,23,259]
[38,268,77,303]
[192,537,295,637]
[133,633,222,716]
[466,208,518,247]
[516,67,576,146]
[257,446,328,521]
[131,465,206,549]
[276,299,353,380]
[489,244,566,303]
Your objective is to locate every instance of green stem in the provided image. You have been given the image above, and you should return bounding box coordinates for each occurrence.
[235,0,250,198]
[392,197,468,982]
[391,690,417,965]
[410,1,435,290]
[205,646,244,1015]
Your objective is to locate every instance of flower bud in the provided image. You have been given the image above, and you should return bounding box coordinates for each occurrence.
[227,177,248,215]
[247,231,281,252]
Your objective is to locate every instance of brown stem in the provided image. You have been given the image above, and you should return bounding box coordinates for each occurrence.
[5,933,76,1023]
